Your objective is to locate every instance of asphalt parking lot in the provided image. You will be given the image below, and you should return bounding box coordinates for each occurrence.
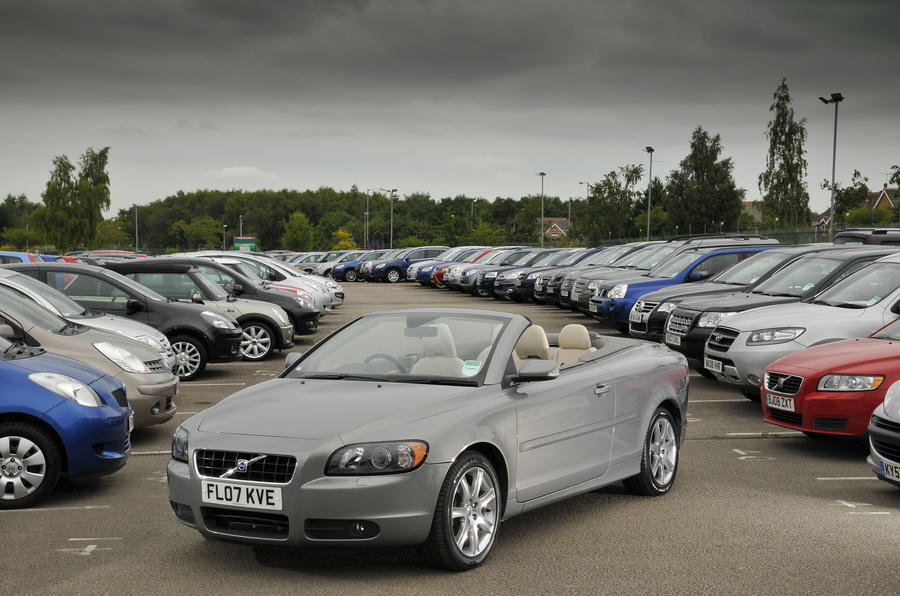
[4,283,898,594]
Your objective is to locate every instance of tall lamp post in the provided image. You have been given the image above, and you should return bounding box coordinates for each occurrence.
[644,146,654,241]
[222,224,228,251]
[134,204,139,252]
[819,92,844,236]
[579,181,594,241]
[536,172,546,246]
[239,214,243,237]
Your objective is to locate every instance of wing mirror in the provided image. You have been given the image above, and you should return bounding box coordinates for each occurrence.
[191,292,204,304]
[284,352,303,369]
[0,323,16,340]
[514,359,560,382]
[892,301,900,315]
[126,298,143,313]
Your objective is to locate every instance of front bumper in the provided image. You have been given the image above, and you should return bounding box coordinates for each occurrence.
[60,376,131,476]
[277,323,295,348]
[867,408,900,486]
[116,371,178,428]
[208,329,244,363]
[706,339,802,389]
[628,310,669,341]
[492,279,517,299]
[168,456,449,547]
[289,310,320,335]
[587,297,634,323]
[763,386,884,436]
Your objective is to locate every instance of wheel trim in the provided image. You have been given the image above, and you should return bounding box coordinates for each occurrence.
[172,341,202,378]
[387,269,400,282]
[0,436,45,500]
[240,325,272,360]
[649,417,677,487]
[450,466,497,558]
[344,270,357,281]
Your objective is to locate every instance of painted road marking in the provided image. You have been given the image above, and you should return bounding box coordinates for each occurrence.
[58,544,112,556]
[732,448,775,461]
[836,500,870,508]
[68,537,122,542]
[849,511,892,515]
[690,399,747,403]
[182,383,246,387]
[727,431,803,437]
[132,450,171,456]
[816,477,879,481]
[0,505,110,513]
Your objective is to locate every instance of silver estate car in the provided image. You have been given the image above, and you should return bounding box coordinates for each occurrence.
[868,381,900,487]
[168,308,688,570]
[704,254,900,398]
[0,287,178,428]
[0,269,176,370]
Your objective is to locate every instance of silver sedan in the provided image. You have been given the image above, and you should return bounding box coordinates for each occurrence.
[168,308,688,570]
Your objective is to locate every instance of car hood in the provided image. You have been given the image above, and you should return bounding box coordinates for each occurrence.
[769,338,900,373]
[197,378,474,440]
[679,291,800,313]
[580,267,649,281]
[640,281,743,304]
[4,350,106,383]
[71,312,167,344]
[719,301,867,332]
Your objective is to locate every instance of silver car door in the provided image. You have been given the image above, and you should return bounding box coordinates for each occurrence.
[513,365,616,502]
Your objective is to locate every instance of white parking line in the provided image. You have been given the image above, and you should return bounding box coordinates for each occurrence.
[131,450,171,456]
[727,431,803,437]
[816,476,879,481]
[849,511,891,515]
[68,537,122,541]
[690,399,747,403]
[182,383,246,387]
[175,411,200,415]
[0,505,110,513]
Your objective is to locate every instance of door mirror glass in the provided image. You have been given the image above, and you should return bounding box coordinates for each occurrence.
[191,292,204,304]
[514,359,560,382]
[126,298,143,313]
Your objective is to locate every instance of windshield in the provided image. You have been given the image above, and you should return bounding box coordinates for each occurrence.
[101,270,166,301]
[455,248,482,261]
[285,312,508,385]
[553,250,587,266]
[337,252,364,263]
[434,247,464,261]
[628,246,677,270]
[710,251,793,286]
[528,251,564,267]
[649,251,702,279]
[810,262,900,308]
[322,251,344,261]
[482,251,511,264]
[0,287,68,333]
[579,246,630,267]
[613,246,660,268]
[194,272,229,300]
[751,256,843,297]
[1,275,86,317]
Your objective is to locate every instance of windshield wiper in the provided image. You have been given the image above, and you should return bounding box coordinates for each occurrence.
[829,302,868,309]
[762,292,799,298]
[400,377,479,386]
[809,299,832,306]
[296,373,388,381]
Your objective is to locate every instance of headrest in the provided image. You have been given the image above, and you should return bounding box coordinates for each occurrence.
[422,323,457,358]
[515,325,550,360]
[558,324,592,350]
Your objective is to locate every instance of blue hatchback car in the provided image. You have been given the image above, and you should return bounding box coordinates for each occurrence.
[588,245,778,330]
[0,251,42,264]
[0,336,131,509]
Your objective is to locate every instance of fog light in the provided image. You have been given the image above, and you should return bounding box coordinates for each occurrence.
[151,401,161,415]
[747,375,761,386]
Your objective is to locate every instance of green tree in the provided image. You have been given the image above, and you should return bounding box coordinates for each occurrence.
[95,219,132,249]
[1,226,41,250]
[38,155,79,250]
[665,127,744,234]
[331,228,356,250]
[280,211,314,251]
[590,165,644,243]
[890,165,900,188]
[846,205,892,227]
[822,170,870,229]
[75,147,111,248]
[464,221,506,245]
[759,79,810,228]
[169,216,222,249]
[0,194,39,231]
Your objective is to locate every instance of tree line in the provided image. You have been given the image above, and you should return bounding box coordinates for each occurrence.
[2,79,898,253]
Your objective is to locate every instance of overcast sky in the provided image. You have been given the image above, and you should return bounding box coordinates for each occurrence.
[1,0,897,217]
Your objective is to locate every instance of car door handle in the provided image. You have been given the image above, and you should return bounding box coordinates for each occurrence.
[594,384,611,397]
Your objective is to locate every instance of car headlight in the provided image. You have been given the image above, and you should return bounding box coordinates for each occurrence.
[333,264,345,271]
[94,341,149,373]
[817,374,885,392]
[484,271,497,278]
[527,272,539,280]
[884,381,900,415]
[586,280,600,290]
[201,310,236,330]
[135,334,165,352]
[503,270,522,279]
[272,307,290,325]
[294,295,314,310]
[28,372,103,407]
[657,302,677,314]
[375,263,386,269]
[746,327,805,345]
[423,266,433,272]
[326,441,428,475]
[697,311,739,328]
[607,284,628,299]
[326,281,338,288]
[171,426,189,462]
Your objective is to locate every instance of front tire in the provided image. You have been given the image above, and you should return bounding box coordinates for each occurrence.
[385,268,401,283]
[240,321,275,361]
[624,407,680,496]
[170,334,208,381]
[343,269,357,282]
[0,423,61,509]
[741,385,761,401]
[422,452,500,571]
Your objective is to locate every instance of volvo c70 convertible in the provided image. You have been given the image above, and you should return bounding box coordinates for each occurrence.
[168,308,689,570]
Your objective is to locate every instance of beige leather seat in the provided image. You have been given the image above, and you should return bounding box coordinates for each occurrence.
[554,324,596,368]
[514,325,551,370]
[410,323,464,376]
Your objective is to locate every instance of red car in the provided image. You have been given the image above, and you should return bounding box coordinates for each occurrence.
[431,248,495,288]
[761,325,900,437]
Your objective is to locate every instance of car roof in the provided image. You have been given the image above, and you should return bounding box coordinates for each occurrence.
[105,259,196,273]
[370,307,525,322]
[3,261,108,273]
[820,246,900,260]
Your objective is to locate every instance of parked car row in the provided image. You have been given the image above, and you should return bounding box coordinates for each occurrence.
[365,238,900,490]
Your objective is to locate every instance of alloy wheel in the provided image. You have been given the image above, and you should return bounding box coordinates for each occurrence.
[241,324,273,361]
[344,269,357,282]
[450,466,497,557]
[386,269,400,283]
[172,341,202,379]
[649,417,677,487]
[0,436,46,501]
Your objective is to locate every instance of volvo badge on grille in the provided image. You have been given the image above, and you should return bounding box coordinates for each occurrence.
[220,454,267,478]
[713,334,722,342]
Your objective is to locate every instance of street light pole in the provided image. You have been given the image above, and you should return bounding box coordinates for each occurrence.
[819,92,844,236]
[222,224,228,251]
[644,146,654,241]
[134,204,139,251]
[239,214,243,237]
[537,172,546,246]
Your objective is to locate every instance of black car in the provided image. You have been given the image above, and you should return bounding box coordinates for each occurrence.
[663,246,900,370]
[548,242,655,307]
[512,247,606,302]
[2,262,243,381]
[627,244,844,342]
[474,248,563,299]
[147,257,321,336]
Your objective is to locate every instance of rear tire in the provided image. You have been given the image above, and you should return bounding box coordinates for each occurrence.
[385,268,401,283]
[0,423,61,509]
[240,321,275,361]
[343,269,357,282]
[422,452,500,571]
[624,407,680,496]
[171,335,208,381]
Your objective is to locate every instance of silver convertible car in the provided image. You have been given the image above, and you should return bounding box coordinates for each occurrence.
[167,309,689,570]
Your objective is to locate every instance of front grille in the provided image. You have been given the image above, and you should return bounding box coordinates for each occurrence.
[195,450,297,484]
[764,372,804,396]
[872,415,900,434]
[201,507,289,539]
[146,359,167,373]
[561,278,575,292]
[633,301,658,315]
[573,280,587,294]
[111,387,129,409]
[768,408,803,426]
[814,417,848,431]
[872,438,900,462]
[666,311,695,336]
[596,288,608,299]
[707,327,739,353]
[165,397,175,412]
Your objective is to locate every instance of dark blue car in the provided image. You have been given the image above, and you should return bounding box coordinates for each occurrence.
[0,336,131,508]
[361,246,448,283]
[588,245,778,331]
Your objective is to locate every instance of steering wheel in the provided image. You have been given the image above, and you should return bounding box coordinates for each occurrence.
[363,353,409,374]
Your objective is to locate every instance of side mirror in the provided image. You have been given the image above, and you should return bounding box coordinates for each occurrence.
[0,324,16,339]
[126,298,143,313]
[514,359,560,382]
[191,292,204,304]
[284,352,303,369]
[688,272,706,282]
[232,283,244,295]
[892,301,900,315]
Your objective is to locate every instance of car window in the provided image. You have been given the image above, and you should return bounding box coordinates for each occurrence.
[648,251,703,279]
[0,287,68,333]
[49,271,132,312]
[424,249,444,258]
[129,272,205,301]
[688,253,742,280]
[0,256,23,264]
[811,262,900,308]
[199,265,236,286]
[751,256,843,297]
[0,275,86,317]
[709,251,793,285]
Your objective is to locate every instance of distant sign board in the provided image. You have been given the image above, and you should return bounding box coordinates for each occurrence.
[232,236,257,251]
